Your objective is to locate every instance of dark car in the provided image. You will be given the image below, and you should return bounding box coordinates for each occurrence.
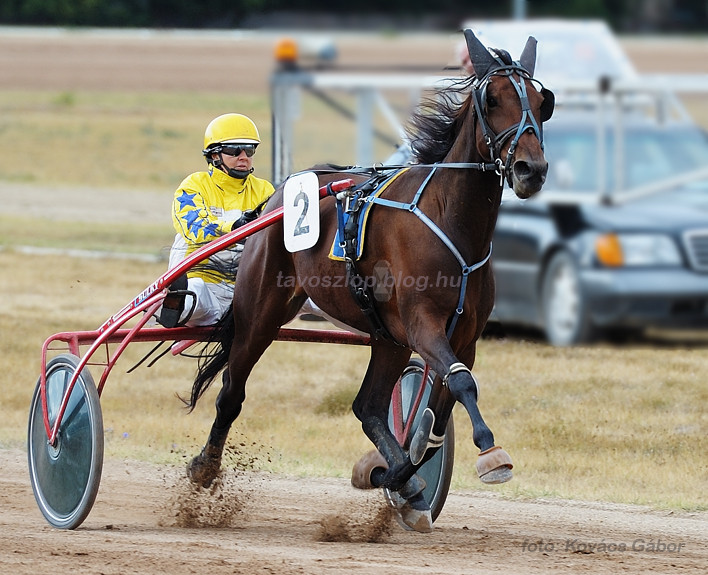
[490,110,708,345]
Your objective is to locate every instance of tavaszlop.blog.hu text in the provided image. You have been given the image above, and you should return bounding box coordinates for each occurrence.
[275,271,462,292]
[522,538,686,553]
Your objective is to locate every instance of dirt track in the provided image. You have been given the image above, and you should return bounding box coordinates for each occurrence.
[3,449,706,574]
[2,29,707,574]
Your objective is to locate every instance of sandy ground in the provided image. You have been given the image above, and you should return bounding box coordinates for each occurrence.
[2,29,708,574]
[3,449,706,574]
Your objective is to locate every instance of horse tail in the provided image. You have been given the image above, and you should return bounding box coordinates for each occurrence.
[184,306,235,412]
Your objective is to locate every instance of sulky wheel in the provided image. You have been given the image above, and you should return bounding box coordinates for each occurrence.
[385,358,455,523]
[27,353,104,529]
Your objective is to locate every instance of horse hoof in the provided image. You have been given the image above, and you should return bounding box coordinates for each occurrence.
[409,408,441,466]
[187,454,221,488]
[351,449,388,489]
[476,446,513,485]
[384,491,433,533]
[399,504,433,533]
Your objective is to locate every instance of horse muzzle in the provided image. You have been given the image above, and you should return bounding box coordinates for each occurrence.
[511,157,548,199]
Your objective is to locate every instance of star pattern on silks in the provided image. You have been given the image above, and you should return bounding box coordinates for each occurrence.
[203,222,220,238]
[183,209,200,227]
[183,209,204,237]
[189,219,205,237]
[176,190,197,210]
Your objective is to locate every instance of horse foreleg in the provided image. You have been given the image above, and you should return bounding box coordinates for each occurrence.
[416,340,513,485]
[356,415,434,533]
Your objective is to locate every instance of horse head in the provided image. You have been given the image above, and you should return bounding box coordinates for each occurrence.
[465,29,554,199]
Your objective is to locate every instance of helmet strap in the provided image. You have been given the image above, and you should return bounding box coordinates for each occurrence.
[210,152,253,179]
[225,166,254,179]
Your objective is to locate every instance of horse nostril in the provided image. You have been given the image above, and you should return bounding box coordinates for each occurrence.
[514,160,548,182]
[513,161,532,179]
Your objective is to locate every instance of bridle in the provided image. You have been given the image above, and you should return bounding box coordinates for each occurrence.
[471,64,554,187]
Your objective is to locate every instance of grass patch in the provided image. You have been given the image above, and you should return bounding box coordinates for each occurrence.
[2,250,706,511]
[0,88,399,191]
[457,342,708,510]
[0,90,272,190]
[0,215,173,255]
[316,383,359,416]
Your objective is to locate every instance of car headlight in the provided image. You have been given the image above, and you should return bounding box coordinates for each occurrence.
[595,233,681,267]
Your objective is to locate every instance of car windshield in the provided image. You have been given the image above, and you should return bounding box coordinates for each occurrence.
[543,122,708,196]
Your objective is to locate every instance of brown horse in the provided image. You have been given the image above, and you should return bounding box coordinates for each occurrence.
[185,30,553,532]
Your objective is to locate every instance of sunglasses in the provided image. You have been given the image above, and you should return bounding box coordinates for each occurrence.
[220,144,257,158]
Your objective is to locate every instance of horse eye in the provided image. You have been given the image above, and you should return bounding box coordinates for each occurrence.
[486,95,498,108]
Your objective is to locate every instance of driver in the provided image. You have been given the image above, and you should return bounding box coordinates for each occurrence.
[160,113,275,327]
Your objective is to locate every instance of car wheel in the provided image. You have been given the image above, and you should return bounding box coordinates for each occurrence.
[541,251,595,346]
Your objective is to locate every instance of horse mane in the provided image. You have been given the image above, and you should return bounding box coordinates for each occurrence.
[406,47,515,165]
[406,76,476,165]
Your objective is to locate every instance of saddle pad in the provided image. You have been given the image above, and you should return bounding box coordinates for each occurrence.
[329,168,408,261]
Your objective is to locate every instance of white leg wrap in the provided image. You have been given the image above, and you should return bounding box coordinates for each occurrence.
[443,363,480,400]
[443,362,471,386]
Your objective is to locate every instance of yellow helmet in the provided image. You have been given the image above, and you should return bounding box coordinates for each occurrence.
[203,113,261,151]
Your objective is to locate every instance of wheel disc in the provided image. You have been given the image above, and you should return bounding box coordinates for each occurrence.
[28,354,104,529]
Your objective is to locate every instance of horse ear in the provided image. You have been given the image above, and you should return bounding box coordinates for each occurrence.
[519,36,537,76]
[464,29,497,78]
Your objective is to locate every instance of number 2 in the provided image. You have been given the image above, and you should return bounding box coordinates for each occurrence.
[293,190,310,236]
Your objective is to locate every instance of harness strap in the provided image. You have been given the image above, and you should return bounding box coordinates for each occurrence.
[345,257,398,342]
[471,65,546,187]
[329,176,403,343]
[329,182,347,251]
[367,167,493,341]
[292,162,499,181]
[385,162,498,171]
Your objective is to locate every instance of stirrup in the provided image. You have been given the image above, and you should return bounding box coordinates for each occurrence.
[159,274,188,328]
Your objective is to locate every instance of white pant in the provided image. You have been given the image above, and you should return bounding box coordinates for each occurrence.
[181,278,234,326]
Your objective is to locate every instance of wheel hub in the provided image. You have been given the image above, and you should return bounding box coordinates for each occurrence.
[47,433,62,460]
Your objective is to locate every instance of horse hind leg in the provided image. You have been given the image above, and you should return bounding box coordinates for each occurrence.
[187,367,245,487]
[188,285,305,488]
[349,342,434,532]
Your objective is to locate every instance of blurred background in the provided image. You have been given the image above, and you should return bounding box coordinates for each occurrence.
[1,0,708,31]
[2,0,708,345]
